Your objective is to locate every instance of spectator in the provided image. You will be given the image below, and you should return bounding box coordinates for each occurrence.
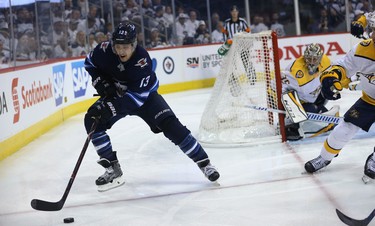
[67,19,80,44]
[52,18,67,46]
[146,27,166,49]
[15,7,34,34]
[71,30,88,57]
[186,10,199,38]
[16,31,37,61]
[163,5,174,26]
[152,0,165,11]
[88,33,97,51]
[175,13,191,45]
[95,31,108,44]
[317,8,332,33]
[54,34,72,58]
[250,15,269,33]
[0,39,9,65]
[123,0,139,20]
[194,20,210,44]
[211,12,221,32]
[141,0,154,15]
[270,12,286,37]
[211,21,225,43]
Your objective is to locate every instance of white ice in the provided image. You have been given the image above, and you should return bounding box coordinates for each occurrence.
[0,88,374,226]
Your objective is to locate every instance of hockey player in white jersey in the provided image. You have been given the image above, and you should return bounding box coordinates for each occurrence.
[281,43,339,141]
[305,15,375,182]
[351,11,375,39]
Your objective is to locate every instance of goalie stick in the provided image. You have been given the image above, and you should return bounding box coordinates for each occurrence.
[243,105,342,124]
[336,208,375,226]
[31,118,99,211]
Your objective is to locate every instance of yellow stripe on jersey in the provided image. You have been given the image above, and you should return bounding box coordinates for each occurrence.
[361,91,375,106]
[324,139,341,155]
[290,55,331,86]
[355,39,375,61]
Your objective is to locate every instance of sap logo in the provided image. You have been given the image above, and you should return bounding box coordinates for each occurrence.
[71,61,89,98]
[186,57,199,68]
[52,64,65,106]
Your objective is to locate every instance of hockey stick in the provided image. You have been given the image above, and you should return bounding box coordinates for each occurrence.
[336,208,375,226]
[243,104,342,124]
[31,118,99,211]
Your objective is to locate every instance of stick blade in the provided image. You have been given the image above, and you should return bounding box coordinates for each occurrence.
[31,199,63,211]
[336,209,373,226]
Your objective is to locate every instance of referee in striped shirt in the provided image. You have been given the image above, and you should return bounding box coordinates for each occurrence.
[223,5,250,40]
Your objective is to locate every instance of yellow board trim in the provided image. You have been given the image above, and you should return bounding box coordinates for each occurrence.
[0,79,216,161]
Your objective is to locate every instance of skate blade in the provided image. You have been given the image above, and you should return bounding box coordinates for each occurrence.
[362,175,372,184]
[97,176,125,192]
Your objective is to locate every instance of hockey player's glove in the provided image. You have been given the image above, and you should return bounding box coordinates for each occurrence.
[320,70,343,100]
[87,100,117,124]
[92,77,117,98]
[350,21,364,38]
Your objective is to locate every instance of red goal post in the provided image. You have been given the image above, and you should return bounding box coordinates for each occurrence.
[198,30,286,146]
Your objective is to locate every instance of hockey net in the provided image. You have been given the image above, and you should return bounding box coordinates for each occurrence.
[198,31,285,146]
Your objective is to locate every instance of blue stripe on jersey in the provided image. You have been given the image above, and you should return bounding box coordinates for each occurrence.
[84,53,96,69]
[126,78,159,107]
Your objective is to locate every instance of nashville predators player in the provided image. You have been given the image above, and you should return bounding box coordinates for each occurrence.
[305,16,375,183]
[281,43,338,140]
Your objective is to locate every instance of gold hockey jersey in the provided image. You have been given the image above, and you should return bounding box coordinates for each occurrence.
[335,39,375,106]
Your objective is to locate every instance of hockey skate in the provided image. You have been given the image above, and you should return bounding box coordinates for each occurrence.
[96,158,125,192]
[304,155,331,173]
[363,151,375,184]
[197,159,220,182]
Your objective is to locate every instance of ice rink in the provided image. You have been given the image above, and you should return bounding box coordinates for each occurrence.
[1,88,374,226]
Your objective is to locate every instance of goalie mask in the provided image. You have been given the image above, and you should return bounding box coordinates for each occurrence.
[304,43,323,75]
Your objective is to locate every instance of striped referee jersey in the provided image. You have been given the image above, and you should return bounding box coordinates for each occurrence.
[223,18,249,40]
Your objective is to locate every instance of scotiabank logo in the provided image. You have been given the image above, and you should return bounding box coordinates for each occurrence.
[12,78,20,123]
[53,64,65,106]
[71,61,89,98]
[22,79,53,108]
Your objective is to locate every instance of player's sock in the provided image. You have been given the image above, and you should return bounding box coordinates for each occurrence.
[304,155,331,173]
[96,158,125,192]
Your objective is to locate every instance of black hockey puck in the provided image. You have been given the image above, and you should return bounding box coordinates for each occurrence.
[63,217,74,223]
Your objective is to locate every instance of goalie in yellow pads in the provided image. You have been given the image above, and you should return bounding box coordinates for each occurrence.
[281,43,339,141]
[304,17,375,181]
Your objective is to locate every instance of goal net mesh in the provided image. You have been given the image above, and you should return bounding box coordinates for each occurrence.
[198,31,284,145]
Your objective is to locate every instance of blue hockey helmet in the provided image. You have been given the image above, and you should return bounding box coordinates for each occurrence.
[112,22,137,45]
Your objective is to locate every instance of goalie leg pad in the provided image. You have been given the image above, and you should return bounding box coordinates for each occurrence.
[282,91,308,123]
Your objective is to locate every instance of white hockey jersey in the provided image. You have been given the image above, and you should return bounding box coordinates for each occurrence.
[281,55,331,103]
[334,39,375,106]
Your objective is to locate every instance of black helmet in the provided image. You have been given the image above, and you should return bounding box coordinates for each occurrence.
[112,22,137,45]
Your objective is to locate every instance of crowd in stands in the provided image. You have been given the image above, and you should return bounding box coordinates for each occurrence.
[0,0,373,67]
